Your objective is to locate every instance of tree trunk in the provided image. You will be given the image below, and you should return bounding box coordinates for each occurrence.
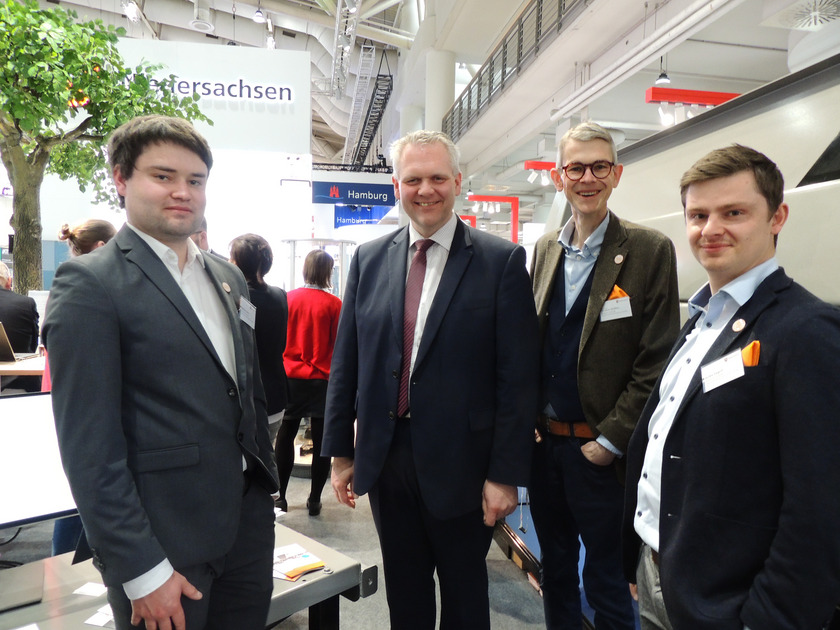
[3,144,47,294]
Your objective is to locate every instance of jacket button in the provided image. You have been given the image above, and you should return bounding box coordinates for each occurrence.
[228,388,237,398]
[388,411,395,419]
[392,370,399,378]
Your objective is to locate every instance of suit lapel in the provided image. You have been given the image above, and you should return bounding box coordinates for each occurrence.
[388,228,410,349]
[117,228,235,384]
[414,220,472,370]
[203,256,247,391]
[534,233,564,317]
[673,269,788,418]
[581,211,628,350]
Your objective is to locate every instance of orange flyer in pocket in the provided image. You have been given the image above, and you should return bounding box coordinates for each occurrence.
[741,341,760,367]
[608,285,628,300]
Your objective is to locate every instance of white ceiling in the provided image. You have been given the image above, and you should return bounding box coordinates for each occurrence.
[35,0,840,231]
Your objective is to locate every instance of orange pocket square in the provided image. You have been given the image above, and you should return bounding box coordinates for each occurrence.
[741,341,760,367]
[608,285,628,300]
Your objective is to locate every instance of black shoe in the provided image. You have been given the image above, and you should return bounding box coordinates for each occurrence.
[275,498,288,511]
[307,499,322,516]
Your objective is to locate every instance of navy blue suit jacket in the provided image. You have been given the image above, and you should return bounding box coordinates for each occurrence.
[323,218,539,520]
[623,268,840,629]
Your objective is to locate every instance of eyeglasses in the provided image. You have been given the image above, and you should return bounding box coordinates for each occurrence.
[561,161,615,181]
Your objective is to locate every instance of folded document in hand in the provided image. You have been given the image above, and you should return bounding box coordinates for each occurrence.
[273,543,325,581]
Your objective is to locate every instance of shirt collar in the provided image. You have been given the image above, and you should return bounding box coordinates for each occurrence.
[558,212,609,258]
[687,257,779,318]
[127,223,205,269]
[408,212,457,253]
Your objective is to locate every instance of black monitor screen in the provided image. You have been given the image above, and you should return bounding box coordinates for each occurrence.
[0,392,76,530]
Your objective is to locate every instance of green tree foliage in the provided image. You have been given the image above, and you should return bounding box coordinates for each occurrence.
[0,0,210,293]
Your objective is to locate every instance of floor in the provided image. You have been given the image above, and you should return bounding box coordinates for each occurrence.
[0,473,547,629]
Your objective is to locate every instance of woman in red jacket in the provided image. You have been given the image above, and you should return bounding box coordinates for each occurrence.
[278,249,342,515]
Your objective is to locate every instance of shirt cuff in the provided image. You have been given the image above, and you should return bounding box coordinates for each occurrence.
[597,435,623,457]
[123,559,174,600]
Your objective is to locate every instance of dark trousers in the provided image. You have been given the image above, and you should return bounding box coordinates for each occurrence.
[275,415,330,504]
[529,435,635,630]
[106,478,275,630]
[368,421,495,630]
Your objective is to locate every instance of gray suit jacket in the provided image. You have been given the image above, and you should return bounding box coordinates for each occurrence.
[43,226,278,586]
[531,211,679,455]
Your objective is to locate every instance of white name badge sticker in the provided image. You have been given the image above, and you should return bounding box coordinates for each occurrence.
[239,297,257,329]
[600,296,632,322]
[700,349,744,393]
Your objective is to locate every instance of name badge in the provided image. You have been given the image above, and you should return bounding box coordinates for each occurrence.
[700,349,744,393]
[600,296,632,322]
[239,297,256,329]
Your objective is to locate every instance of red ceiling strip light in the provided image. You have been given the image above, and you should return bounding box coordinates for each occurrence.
[523,160,555,171]
[645,87,740,106]
[467,194,520,243]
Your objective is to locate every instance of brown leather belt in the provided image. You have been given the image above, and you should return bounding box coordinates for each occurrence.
[538,413,595,439]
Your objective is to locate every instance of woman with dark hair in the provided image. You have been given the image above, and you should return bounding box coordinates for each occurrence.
[278,249,342,515]
[229,234,289,455]
[48,218,116,555]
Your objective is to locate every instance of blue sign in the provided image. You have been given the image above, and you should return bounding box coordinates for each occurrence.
[334,205,391,228]
[313,181,395,206]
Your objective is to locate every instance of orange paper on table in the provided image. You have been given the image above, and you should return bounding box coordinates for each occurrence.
[608,285,628,300]
[741,341,760,367]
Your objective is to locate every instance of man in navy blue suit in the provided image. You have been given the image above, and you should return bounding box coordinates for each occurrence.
[623,144,840,629]
[323,130,539,629]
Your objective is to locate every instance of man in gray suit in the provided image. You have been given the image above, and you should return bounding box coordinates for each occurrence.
[529,121,679,628]
[43,115,279,630]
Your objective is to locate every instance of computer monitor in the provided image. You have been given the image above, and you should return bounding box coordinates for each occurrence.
[0,392,76,530]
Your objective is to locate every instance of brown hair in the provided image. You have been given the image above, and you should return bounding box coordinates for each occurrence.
[229,233,273,286]
[680,144,784,215]
[59,219,117,256]
[107,115,213,208]
[303,249,334,289]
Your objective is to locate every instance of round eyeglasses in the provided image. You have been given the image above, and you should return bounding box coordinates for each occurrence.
[561,161,615,181]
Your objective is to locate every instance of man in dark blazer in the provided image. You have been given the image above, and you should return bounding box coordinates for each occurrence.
[530,121,679,629]
[0,260,41,392]
[0,260,39,353]
[43,115,279,630]
[623,144,840,629]
[323,130,539,629]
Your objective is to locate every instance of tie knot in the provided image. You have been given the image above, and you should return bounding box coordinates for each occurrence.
[415,239,434,254]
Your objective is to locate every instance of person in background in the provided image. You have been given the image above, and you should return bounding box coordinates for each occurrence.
[277,249,341,516]
[229,233,289,460]
[190,216,226,259]
[47,218,117,556]
[43,115,278,630]
[623,144,840,629]
[0,260,40,392]
[0,260,39,354]
[529,120,679,629]
[323,130,539,628]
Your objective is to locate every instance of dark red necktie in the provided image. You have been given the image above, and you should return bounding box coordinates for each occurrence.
[397,239,434,417]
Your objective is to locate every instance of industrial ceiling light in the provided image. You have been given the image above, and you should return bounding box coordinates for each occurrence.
[655,56,670,85]
[527,169,539,183]
[252,6,266,23]
[540,170,551,186]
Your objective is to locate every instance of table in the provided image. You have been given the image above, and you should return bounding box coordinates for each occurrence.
[0,524,376,630]
[0,355,45,377]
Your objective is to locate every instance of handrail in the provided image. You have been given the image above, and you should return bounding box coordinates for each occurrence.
[441,0,587,143]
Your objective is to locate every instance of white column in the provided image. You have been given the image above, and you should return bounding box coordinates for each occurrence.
[424,49,455,132]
